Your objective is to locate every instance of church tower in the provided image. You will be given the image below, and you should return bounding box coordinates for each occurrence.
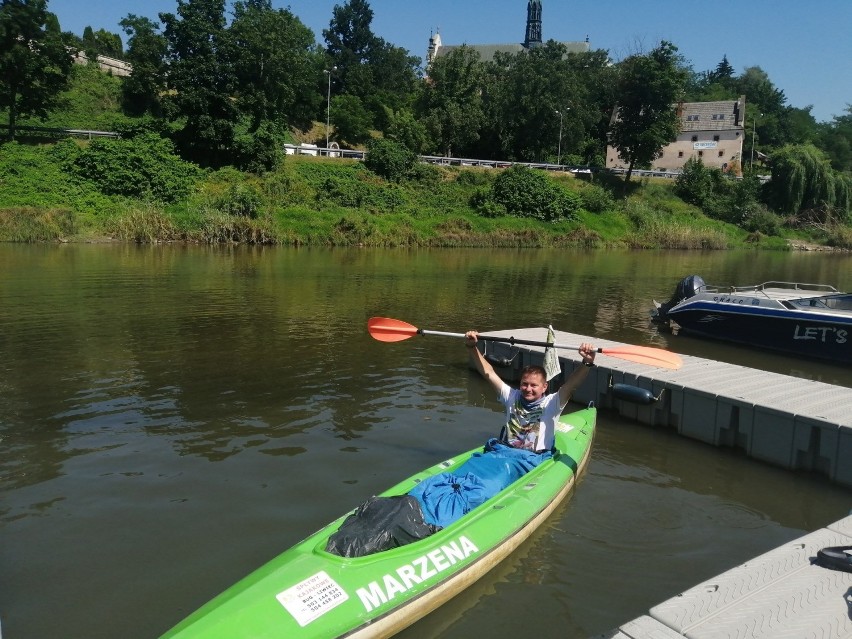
[524,0,542,48]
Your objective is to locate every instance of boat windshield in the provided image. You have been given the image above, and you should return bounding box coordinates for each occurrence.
[823,295,852,311]
[789,294,852,311]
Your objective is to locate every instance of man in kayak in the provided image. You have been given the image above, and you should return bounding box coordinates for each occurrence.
[464,330,596,453]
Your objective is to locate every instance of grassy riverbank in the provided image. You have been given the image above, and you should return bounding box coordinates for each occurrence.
[2,137,848,249]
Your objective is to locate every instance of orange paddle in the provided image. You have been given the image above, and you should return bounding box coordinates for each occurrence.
[368,317,683,370]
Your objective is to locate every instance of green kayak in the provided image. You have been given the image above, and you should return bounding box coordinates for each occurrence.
[161,406,596,639]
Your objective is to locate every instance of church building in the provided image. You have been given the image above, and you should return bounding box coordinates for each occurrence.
[426,1,589,65]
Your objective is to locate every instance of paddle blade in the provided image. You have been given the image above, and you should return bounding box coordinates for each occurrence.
[601,345,683,370]
[368,317,419,342]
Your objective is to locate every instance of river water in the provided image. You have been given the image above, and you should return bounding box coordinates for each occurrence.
[1,244,850,639]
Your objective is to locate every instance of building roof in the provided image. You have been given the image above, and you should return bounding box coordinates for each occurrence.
[436,41,590,63]
[608,96,747,132]
[678,97,745,132]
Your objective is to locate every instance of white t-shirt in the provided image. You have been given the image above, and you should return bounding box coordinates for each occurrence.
[497,384,564,452]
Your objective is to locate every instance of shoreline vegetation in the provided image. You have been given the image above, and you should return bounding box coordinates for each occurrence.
[2,5,850,251]
[3,35,851,251]
[0,139,849,251]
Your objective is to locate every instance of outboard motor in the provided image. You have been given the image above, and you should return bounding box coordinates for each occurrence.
[654,275,705,321]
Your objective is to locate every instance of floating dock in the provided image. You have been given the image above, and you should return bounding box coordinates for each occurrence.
[481,327,852,488]
[594,514,852,639]
[480,328,852,638]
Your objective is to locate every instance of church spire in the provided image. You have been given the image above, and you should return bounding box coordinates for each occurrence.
[524,0,542,48]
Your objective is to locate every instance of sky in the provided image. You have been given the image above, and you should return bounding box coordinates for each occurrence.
[47,0,851,123]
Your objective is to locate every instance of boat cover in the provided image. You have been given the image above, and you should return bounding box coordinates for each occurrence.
[409,439,549,528]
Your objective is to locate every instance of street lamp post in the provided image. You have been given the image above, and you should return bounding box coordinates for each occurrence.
[750,112,762,168]
[555,109,563,166]
[324,66,337,152]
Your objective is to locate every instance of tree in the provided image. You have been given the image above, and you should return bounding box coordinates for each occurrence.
[779,105,818,146]
[363,37,419,129]
[0,0,73,141]
[674,157,719,207]
[330,93,372,145]
[764,144,851,224]
[386,108,428,154]
[66,133,200,202]
[322,0,418,131]
[608,41,688,181]
[322,0,377,97]
[230,0,321,133]
[160,0,236,166]
[566,50,619,166]
[483,42,585,162]
[119,15,167,116]
[738,66,786,117]
[82,26,123,59]
[418,46,485,156]
[708,55,735,84]
[686,54,739,103]
[817,106,852,174]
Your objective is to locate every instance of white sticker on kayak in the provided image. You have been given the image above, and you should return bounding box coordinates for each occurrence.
[276,570,349,627]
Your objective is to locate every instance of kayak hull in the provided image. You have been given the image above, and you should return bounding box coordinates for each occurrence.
[161,407,596,639]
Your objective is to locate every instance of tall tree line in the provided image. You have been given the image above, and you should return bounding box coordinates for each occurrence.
[2,0,849,217]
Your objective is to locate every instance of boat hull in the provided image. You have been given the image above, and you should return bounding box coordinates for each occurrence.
[666,300,852,363]
[160,407,596,639]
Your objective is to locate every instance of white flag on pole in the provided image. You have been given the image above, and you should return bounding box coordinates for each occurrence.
[543,325,561,381]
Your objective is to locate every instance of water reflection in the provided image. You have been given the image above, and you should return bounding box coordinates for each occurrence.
[0,244,850,639]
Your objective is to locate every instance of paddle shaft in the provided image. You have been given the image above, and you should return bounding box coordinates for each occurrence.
[420,329,585,351]
[368,317,682,369]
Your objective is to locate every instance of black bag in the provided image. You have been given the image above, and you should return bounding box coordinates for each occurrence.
[325,495,440,558]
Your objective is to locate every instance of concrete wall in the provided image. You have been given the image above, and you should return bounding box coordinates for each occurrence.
[72,51,132,77]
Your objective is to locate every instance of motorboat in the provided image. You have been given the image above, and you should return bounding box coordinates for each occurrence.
[652,275,852,363]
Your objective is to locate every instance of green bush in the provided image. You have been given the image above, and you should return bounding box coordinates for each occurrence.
[0,142,117,217]
[455,169,495,187]
[316,176,371,208]
[490,165,579,222]
[67,133,201,203]
[232,122,286,174]
[366,184,406,213]
[215,183,263,218]
[579,185,615,213]
[407,162,443,187]
[364,138,417,182]
[674,157,724,207]
[470,188,503,217]
[741,206,782,235]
